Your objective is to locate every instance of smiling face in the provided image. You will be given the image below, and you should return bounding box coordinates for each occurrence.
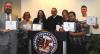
[4,2,12,14]
[38,10,44,18]
[81,6,87,17]
[37,10,46,19]
[51,8,57,16]
[23,12,31,21]
[62,10,69,21]
[69,12,76,22]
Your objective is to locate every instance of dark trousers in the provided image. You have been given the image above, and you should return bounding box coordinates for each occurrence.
[68,37,86,54]
[54,41,63,54]
[17,32,29,54]
[69,43,86,54]
[17,38,29,54]
[0,45,9,54]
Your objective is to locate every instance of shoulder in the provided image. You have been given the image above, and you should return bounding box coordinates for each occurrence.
[33,18,38,21]
[56,15,62,19]
[56,15,63,20]
[0,13,5,16]
[47,16,52,20]
[0,13,5,20]
[33,18,39,23]
[29,20,32,24]
[48,16,52,18]
[57,15,62,17]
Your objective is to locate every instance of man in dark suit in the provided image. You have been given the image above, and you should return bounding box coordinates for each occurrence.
[47,8,63,31]
[0,1,18,54]
[46,8,63,54]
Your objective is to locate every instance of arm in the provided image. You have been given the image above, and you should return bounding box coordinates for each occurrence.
[93,18,99,29]
[69,21,86,37]
[69,32,86,37]
[0,14,11,33]
[93,24,99,29]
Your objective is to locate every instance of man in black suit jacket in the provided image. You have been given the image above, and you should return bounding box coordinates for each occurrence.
[47,8,63,31]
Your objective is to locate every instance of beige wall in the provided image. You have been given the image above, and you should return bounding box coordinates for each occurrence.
[21,0,100,34]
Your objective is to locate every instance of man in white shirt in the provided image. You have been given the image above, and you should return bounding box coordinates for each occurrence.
[80,5,99,36]
[80,5,99,54]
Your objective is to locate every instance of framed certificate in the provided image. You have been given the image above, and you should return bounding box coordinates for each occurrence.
[5,21,17,30]
[63,22,75,32]
[32,24,42,31]
[86,16,97,25]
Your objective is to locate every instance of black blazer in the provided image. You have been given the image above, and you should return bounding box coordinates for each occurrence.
[33,18,47,30]
[47,15,63,31]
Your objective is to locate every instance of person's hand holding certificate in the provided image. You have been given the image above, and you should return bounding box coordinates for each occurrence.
[5,21,17,30]
[63,22,75,32]
[86,16,97,25]
[32,24,42,31]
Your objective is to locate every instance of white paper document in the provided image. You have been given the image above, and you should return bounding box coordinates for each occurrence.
[86,16,97,25]
[56,25,61,31]
[32,24,42,31]
[5,21,17,30]
[63,22,75,32]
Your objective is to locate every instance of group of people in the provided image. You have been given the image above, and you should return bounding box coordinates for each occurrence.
[0,1,99,54]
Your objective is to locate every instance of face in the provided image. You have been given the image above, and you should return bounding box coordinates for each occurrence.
[4,2,12,14]
[51,8,57,16]
[81,7,87,15]
[24,12,30,21]
[38,11,44,18]
[62,11,69,20]
[69,13,76,21]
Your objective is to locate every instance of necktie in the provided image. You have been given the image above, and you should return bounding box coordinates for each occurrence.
[7,15,10,21]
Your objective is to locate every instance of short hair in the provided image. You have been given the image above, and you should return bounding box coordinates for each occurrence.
[51,8,57,11]
[52,8,57,9]
[62,9,68,15]
[69,11,76,17]
[81,5,87,8]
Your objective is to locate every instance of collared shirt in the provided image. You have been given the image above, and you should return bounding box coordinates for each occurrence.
[5,13,12,21]
[53,15,57,19]
[39,19,43,25]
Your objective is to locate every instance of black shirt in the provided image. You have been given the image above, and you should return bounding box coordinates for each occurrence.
[47,15,63,31]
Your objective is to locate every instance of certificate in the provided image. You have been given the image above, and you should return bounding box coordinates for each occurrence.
[63,22,75,32]
[86,16,97,25]
[32,24,42,31]
[5,21,17,30]
[56,25,61,31]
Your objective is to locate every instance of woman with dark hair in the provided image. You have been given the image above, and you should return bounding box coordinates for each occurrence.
[33,10,47,30]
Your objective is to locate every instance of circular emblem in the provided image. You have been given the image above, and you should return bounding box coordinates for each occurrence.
[33,31,57,54]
